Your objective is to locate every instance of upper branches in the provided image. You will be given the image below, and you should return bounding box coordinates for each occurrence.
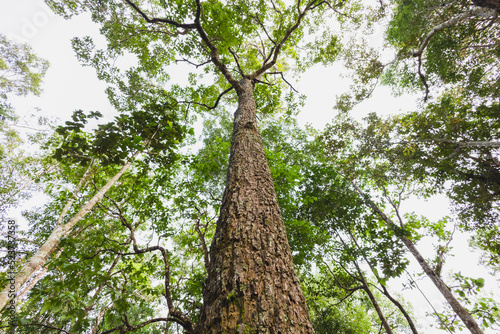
[123,0,332,95]
[124,0,242,92]
[411,6,498,58]
[192,0,243,91]
[407,5,498,100]
[124,0,196,30]
[248,0,329,81]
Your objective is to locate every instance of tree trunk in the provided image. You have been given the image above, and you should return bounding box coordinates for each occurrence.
[347,230,419,334]
[352,261,394,334]
[398,235,484,334]
[198,78,314,333]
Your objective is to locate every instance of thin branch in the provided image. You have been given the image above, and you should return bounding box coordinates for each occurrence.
[265,71,299,92]
[179,86,233,110]
[0,233,40,246]
[416,57,430,102]
[0,163,59,209]
[253,78,274,87]
[124,0,196,30]
[382,186,405,229]
[322,260,364,292]
[459,42,500,50]
[228,47,244,76]
[250,14,277,46]
[325,0,356,20]
[347,229,420,334]
[249,0,327,80]
[175,58,212,68]
[194,207,210,270]
[335,290,357,305]
[7,323,70,333]
[100,317,184,334]
[270,0,283,14]
[105,197,196,333]
[406,271,454,333]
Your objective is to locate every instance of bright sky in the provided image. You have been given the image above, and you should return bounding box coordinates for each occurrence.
[1,1,498,333]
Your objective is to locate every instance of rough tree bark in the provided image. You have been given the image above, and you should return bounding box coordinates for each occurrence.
[198,78,314,333]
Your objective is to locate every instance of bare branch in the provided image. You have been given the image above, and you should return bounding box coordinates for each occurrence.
[228,47,244,76]
[175,58,212,68]
[265,71,299,92]
[124,0,196,30]
[179,86,233,110]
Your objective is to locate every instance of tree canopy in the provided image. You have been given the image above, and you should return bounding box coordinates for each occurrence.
[1,0,499,333]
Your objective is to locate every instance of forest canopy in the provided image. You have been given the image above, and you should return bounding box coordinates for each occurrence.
[0,0,499,333]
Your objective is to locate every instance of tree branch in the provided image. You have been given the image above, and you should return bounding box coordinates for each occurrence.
[194,207,210,270]
[249,0,327,80]
[124,0,196,30]
[178,86,233,110]
[193,0,242,92]
[175,57,212,68]
[410,6,497,100]
[228,47,244,76]
[265,71,299,92]
[412,6,497,58]
[7,323,69,333]
[100,317,185,334]
[105,197,196,333]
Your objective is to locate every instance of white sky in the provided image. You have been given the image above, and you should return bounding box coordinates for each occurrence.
[1,1,498,333]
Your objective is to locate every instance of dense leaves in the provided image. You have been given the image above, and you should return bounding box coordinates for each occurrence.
[2,0,499,333]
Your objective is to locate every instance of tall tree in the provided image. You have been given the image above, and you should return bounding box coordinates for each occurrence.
[34,0,357,332]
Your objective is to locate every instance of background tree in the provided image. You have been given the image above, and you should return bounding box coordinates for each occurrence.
[319,112,499,333]
[0,34,50,219]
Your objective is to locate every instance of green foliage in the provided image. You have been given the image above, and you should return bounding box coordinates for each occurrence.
[325,95,500,267]
[7,0,500,332]
[385,0,499,101]
[302,266,373,334]
[302,264,415,334]
[0,36,54,260]
[0,34,49,118]
[431,272,500,333]
[53,102,187,167]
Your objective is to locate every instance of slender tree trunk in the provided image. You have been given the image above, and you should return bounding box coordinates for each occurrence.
[351,182,484,334]
[198,78,314,333]
[0,151,140,312]
[352,261,394,334]
[347,230,419,334]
